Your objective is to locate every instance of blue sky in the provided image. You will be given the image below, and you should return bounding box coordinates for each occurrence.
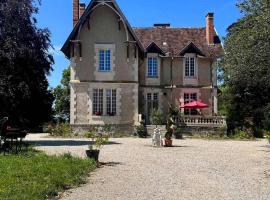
[36,0,241,87]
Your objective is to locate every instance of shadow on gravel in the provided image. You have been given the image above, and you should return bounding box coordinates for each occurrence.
[258,145,270,152]
[26,140,121,147]
[99,162,123,167]
[144,145,193,148]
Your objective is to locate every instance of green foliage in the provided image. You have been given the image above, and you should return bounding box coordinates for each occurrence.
[53,67,71,123]
[174,127,183,139]
[85,127,109,150]
[221,0,270,133]
[0,0,54,128]
[263,104,270,130]
[231,129,254,140]
[150,109,164,125]
[135,121,147,138]
[0,150,96,200]
[45,123,72,137]
[265,131,270,143]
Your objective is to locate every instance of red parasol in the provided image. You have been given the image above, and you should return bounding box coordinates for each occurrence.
[180,100,209,109]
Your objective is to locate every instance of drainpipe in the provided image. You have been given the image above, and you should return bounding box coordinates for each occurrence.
[170,56,174,105]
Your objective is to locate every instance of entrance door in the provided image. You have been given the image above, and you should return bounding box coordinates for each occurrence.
[145,93,159,124]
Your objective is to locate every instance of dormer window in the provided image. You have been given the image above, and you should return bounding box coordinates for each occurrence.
[185,57,195,77]
[99,49,111,72]
[147,57,158,77]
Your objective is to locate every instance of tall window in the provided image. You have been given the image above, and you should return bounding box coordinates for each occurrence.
[99,49,111,71]
[93,89,103,115]
[106,89,117,116]
[147,57,158,77]
[147,93,159,114]
[185,57,195,77]
[184,93,197,115]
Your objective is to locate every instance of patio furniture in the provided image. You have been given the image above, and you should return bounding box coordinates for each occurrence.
[0,117,27,154]
[152,128,163,147]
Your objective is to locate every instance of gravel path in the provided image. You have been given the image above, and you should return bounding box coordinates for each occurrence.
[26,134,270,200]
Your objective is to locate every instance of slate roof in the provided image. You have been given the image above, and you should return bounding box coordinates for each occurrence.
[133,27,223,57]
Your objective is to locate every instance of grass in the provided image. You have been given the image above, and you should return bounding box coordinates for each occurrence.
[0,149,96,200]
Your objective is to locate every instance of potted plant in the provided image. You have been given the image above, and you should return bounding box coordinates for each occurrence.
[95,112,102,116]
[165,116,175,147]
[85,127,109,162]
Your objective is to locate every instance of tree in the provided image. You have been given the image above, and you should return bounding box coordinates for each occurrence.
[53,67,70,123]
[0,0,54,128]
[222,0,270,134]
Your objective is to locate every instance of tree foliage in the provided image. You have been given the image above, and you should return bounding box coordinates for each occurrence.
[0,0,54,128]
[222,0,270,132]
[53,67,70,123]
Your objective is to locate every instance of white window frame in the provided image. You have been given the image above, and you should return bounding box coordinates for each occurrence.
[185,57,196,77]
[106,89,117,116]
[93,89,103,116]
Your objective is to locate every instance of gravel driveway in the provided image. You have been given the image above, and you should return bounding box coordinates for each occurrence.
[26,134,270,200]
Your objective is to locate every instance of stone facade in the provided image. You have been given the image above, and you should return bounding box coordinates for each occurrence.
[62,0,224,133]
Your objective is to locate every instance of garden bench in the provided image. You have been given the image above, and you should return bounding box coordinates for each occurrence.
[0,117,27,154]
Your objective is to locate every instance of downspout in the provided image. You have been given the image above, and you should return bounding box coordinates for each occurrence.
[170,56,174,105]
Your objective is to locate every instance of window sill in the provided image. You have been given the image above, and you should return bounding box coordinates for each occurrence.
[184,76,197,79]
[92,115,118,117]
[98,70,112,73]
[147,76,159,78]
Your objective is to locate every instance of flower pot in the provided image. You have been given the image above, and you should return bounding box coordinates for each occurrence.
[86,150,100,162]
[164,139,173,147]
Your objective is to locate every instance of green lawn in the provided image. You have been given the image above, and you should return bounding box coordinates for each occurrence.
[0,150,96,200]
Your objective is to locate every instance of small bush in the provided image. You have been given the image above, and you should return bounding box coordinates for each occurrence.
[174,127,183,139]
[44,123,72,137]
[231,129,253,140]
[150,109,164,126]
[264,131,270,143]
[135,122,147,138]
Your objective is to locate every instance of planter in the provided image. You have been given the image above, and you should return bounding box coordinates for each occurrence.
[164,139,173,147]
[86,150,100,162]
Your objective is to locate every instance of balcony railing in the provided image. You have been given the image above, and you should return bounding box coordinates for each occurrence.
[173,116,227,128]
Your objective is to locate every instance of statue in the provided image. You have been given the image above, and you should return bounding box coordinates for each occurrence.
[152,128,163,147]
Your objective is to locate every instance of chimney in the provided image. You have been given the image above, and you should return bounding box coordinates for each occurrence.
[206,13,215,45]
[79,3,86,18]
[154,23,171,28]
[73,0,79,27]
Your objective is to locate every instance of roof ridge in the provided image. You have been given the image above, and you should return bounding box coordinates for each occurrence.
[133,27,206,30]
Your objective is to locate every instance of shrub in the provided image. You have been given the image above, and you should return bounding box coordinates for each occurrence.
[44,123,72,137]
[135,121,147,138]
[216,126,227,137]
[231,129,253,140]
[264,131,270,143]
[174,127,183,139]
[150,109,164,126]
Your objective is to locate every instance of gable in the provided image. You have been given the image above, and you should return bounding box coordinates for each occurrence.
[61,0,144,58]
[179,42,205,57]
[146,42,166,56]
